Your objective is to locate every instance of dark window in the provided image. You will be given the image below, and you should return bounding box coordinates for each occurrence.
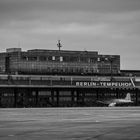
[70,57,78,62]
[80,57,88,63]
[28,57,37,61]
[90,57,97,63]
[63,56,69,62]
[39,56,47,61]
[48,56,52,61]
[55,56,60,61]
[21,56,27,61]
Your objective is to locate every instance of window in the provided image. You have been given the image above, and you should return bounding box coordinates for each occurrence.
[70,57,78,62]
[90,57,96,63]
[39,56,47,61]
[60,56,63,62]
[80,57,88,63]
[97,58,100,62]
[105,57,108,61]
[55,56,60,61]
[52,56,55,61]
[48,56,52,61]
[63,56,69,62]
[21,56,28,61]
[28,57,37,61]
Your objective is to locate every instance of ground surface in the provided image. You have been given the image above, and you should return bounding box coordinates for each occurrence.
[0,107,140,140]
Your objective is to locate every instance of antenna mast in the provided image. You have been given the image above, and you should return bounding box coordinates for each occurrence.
[57,40,62,51]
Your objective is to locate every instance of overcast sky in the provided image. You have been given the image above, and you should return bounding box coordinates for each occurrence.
[0,0,140,70]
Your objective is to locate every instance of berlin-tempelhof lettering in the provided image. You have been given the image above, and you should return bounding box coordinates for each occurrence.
[76,81,133,87]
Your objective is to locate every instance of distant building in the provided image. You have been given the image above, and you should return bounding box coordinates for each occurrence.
[0,48,140,108]
[0,48,120,75]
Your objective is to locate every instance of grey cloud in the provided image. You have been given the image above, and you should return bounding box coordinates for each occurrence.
[0,0,140,15]
[0,0,140,25]
[0,0,140,70]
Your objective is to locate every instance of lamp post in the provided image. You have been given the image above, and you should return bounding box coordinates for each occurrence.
[110,57,113,82]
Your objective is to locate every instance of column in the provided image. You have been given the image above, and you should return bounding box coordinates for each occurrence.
[76,90,80,106]
[0,92,1,107]
[116,88,119,99]
[51,90,54,106]
[96,88,99,100]
[135,88,138,106]
[71,90,75,107]
[14,88,18,107]
[82,91,85,106]
[35,90,39,107]
[56,90,59,107]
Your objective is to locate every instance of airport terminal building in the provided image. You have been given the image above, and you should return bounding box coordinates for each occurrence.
[0,47,139,107]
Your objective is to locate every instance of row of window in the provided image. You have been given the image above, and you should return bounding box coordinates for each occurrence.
[21,56,116,63]
[17,67,118,74]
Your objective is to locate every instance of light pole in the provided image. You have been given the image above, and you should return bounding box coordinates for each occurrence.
[110,57,113,82]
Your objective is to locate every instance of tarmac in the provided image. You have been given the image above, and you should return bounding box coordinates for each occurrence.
[0,107,140,140]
